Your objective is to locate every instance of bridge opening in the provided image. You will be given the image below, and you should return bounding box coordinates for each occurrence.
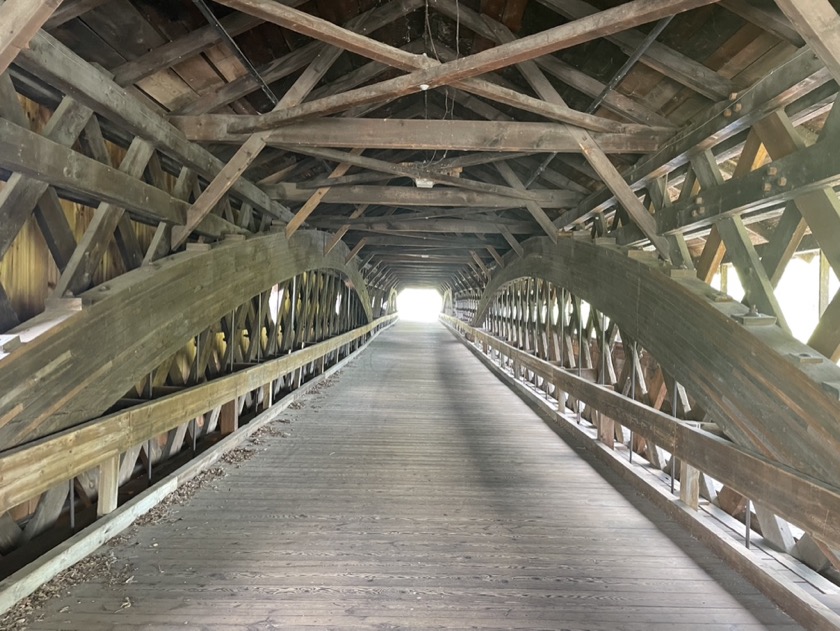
[712,256,840,345]
[3,0,840,628]
[396,288,442,322]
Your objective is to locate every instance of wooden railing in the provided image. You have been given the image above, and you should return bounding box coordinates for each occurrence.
[0,314,397,519]
[441,314,840,552]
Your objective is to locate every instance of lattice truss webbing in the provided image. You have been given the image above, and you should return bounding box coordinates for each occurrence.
[0,269,372,558]
[0,74,283,325]
[129,269,368,401]
[463,270,840,574]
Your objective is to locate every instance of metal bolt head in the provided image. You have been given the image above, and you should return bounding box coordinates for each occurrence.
[723,108,733,118]
[777,176,788,187]
[733,103,743,113]
[694,196,703,205]
[763,182,773,193]
[766,166,778,177]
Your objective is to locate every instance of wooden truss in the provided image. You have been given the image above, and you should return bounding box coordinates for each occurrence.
[1,0,840,606]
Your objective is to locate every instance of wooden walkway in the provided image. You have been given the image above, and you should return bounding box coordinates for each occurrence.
[27,322,801,630]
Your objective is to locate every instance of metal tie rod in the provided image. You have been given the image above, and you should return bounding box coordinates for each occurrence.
[192,0,279,107]
[524,15,674,190]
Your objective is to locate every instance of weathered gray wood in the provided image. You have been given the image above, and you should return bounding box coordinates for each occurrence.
[445,315,840,553]
[721,0,802,45]
[10,322,804,630]
[567,47,831,224]
[324,204,369,255]
[285,148,363,239]
[179,0,425,116]
[54,138,156,297]
[486,20,668,258]
[32,188,78,272]
[96,455,119,517]
[14,30,291,222]
[472,237,840,487]
[269,184,579,209]
[0,86,93,261]
[428,0,675,128]
[536,0,736,100]
[284,146,546,203]
[0,331,388,617]
[0,117,242,239]
[111,12,264,86]
[656,139,840,236]
[312,218,547,235]
[0,0,62,75]
[0,285,18,334]
[689,151,790,331]
[209,0,714,134]
[774,0,840,85]
[715,216,791,332]
[500,225,525,257]
[42,0,110,29]
[0,314,395,514]
[494,162,558,242]
[215,0,685,133]
[21,483,68,541]
[449,318,838,631]
[0,231,372,449]
[176,116,662,153]
[170,8,360,248]
[0,512,22,553]
[809,293,840,362]
[756,111,840,291]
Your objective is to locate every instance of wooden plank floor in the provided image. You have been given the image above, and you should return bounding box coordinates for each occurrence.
[27,322,802,630]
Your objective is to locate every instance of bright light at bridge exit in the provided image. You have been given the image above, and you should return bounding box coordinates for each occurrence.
[397,288,442,322]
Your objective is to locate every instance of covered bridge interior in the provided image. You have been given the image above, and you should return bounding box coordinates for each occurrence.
[1,0,840,628]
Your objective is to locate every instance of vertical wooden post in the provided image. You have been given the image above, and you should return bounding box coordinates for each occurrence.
[97,454,120,517]
[220,398,239,435]
[555,378,566,410]
[819,252,830,316]
[261,382,273,411]
[598,415,615,449]
[680,460,701,509]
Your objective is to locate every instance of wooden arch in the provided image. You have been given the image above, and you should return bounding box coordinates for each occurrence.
[473,237,840,486]
[442,288,455,316]
[0,231,372,449]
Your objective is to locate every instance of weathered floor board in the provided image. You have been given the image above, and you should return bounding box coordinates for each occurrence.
[26,322,801,630]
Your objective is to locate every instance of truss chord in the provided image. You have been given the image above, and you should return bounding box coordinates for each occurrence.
[4,0,840,610]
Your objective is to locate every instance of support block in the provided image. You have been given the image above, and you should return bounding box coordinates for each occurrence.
[220,399,239,436]
[0,335,21,352]
[96,455,120,517]
[732,312,777,327]
[679,460,701,510]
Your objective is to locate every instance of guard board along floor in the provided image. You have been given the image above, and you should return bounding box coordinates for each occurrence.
[25,321,801,630]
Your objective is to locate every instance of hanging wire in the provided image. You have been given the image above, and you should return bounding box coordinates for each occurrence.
[421,0,461,165]
[191,0,277,107]
[425,0,440,61]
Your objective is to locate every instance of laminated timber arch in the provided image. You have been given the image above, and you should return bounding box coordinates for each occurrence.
[472,237,840,487]
[0,230,372,450]
[442,288,455,316]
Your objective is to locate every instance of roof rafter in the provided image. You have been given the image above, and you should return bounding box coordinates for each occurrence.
[211,0,716,133]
